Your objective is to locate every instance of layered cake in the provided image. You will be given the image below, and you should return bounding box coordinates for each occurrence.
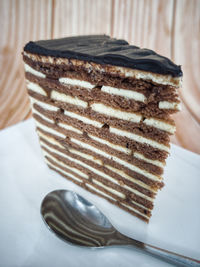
[23,35,182,222]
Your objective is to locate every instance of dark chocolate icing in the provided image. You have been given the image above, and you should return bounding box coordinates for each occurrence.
[24,35,182,77]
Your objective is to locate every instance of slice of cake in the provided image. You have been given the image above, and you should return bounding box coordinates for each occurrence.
[23,35,182,222]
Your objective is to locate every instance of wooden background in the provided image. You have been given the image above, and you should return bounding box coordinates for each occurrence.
[0,0,200,154]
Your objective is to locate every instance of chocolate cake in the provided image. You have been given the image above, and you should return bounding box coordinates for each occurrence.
[23,35,182,222]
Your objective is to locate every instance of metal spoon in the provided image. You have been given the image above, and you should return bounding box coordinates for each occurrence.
[41,189,200,267]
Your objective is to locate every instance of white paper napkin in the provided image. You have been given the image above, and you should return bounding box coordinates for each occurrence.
[0,119,200,267]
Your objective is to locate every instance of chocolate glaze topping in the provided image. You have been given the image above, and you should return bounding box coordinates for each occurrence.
[24,35,182,77]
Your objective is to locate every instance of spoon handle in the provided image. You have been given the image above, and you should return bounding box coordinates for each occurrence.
[121,234,200,267]
[112,232,199,266]
[108,231,199,266]
[142,243,200,267]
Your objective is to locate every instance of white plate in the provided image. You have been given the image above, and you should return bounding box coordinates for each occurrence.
[0,119,200,267]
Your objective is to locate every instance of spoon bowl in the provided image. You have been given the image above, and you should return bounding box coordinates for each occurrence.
[41,189,116,247]
[41,189,200,266]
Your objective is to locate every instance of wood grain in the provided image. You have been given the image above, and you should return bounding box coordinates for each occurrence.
[111,0,173,58]
[0,0,52,129]
[52,0,112,38]
[0,0,199,154]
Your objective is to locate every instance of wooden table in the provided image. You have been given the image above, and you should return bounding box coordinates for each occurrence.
[0,0,199,154]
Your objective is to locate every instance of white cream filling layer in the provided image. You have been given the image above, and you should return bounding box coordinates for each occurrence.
[40,135,156,195]
[159,101,181,111]
[120,203,149,219]
[91,103,142,123]
[91,103,174,133]
[59,77,95,89]
[41,139,154,202]
[123,184,153,201]
[58,77,181,113]
[64,110,103,128]
[91,179,151,214]
[51,90,88,108]
[37,130,64,148]
[40,141,121,187]
[101,86,146,102]
[92,179,125,198]
[88,134,131,155]
[105,165,156,192]
[143,118,176,134]
[114,66,181,87]
[45,157,83,183]
[28,87,175,134]
[29,96,59,112]
[130,200,151,211]
[32,108,54,123]
[32,98,166,166]
[84,133,163,168]
[87,183,150,213]
[40,134,103,166]
[133,152,164,168]
[86,184,117,201]
[35,120,66,138]
[70,137,160,182]
[58,122,82,134]
[24,63,46,78]
[110,126,169,152]
[44,151,88,179]
[26,81,47,96]
[68,148,103,165]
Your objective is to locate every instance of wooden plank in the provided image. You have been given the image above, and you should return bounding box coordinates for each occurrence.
[172,0,200,153]
[111,0,173,57]
[173,0,200,122]
[0,0,52,129]
[171,103,200,154]
[52,0,112,38]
